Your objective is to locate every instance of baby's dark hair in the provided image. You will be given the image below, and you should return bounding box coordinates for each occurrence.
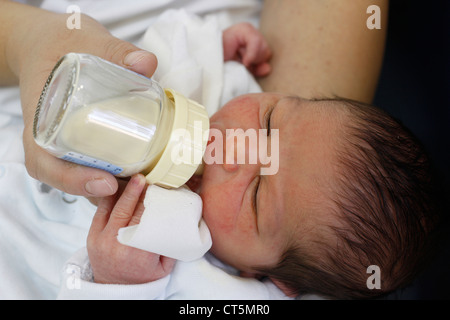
[258,98,444,299]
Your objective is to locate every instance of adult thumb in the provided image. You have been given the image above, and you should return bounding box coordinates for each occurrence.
[101,38,158,78]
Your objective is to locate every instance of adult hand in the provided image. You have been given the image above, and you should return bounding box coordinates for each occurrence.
[3,2,157,197]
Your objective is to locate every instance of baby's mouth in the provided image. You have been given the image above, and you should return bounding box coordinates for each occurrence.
[186,173,202,194]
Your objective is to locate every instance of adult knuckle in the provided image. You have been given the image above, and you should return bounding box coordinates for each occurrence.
[24,155,37,179]
[104,38,134,65]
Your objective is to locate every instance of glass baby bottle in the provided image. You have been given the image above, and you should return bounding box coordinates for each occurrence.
[33,53,209,188]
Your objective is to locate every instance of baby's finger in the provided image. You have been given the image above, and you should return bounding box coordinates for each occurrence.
[88,194,116,238]
[104,174,146,235]
[240,39,259,67]
[246,40,271,66]
[252,62,272,78]
[128,184,148,226]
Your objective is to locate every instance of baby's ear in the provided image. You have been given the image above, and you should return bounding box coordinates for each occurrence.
[270,278,298,298]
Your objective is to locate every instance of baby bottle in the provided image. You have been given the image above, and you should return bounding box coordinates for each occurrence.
[33,53,209,188]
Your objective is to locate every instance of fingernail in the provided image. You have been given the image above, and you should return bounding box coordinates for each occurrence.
[133,174,147,187]
[85,179,115,196]
[129,174,140,185]
[123,50,149,67]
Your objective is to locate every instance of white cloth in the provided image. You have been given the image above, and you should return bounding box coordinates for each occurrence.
[57,248,289,300]
[0,163,96,299]
[140,9,224,114]
[117,185,212,262]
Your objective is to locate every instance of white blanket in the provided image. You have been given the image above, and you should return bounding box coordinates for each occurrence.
[0,1,288,300]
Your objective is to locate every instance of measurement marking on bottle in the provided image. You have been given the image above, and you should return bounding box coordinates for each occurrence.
[62,152,123,175]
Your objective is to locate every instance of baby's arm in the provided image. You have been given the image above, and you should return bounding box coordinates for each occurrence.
[87,174,175,284]
[223,22,272,77]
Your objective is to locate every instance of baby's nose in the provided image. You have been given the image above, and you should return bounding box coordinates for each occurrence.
[222,161,238,172]
[222,128,259,173]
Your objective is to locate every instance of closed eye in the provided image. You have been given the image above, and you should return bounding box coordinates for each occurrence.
[264,106,275,136]
[252,175,261,217]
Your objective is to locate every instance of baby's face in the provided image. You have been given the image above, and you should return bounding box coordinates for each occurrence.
[198,93,345,274]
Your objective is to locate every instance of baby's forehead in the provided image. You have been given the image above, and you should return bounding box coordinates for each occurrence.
[275,98,350,143]
[272,97,347,208]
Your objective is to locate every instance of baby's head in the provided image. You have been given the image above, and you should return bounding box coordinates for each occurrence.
[197,93,442,299]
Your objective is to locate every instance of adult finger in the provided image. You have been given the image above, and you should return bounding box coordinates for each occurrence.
[97,36,158,78]
[63,13,158,78]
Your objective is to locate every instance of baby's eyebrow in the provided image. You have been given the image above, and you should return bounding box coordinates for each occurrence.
[269,96,298,125]
[310,96,372,109]
[267,97,285,123]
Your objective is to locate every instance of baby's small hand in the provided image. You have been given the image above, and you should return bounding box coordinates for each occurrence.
[223,23,272,77]
[87,174,175,284]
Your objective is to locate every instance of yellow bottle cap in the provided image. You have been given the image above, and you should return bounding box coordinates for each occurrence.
[145,89,209,188]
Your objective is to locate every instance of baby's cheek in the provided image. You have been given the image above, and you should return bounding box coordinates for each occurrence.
[202,190,238,235]
[213,214,235,235]
[204,207,236,235]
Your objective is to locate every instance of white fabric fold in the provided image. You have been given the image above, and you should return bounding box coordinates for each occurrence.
[117,185,212,261]
[139,9,224,116]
